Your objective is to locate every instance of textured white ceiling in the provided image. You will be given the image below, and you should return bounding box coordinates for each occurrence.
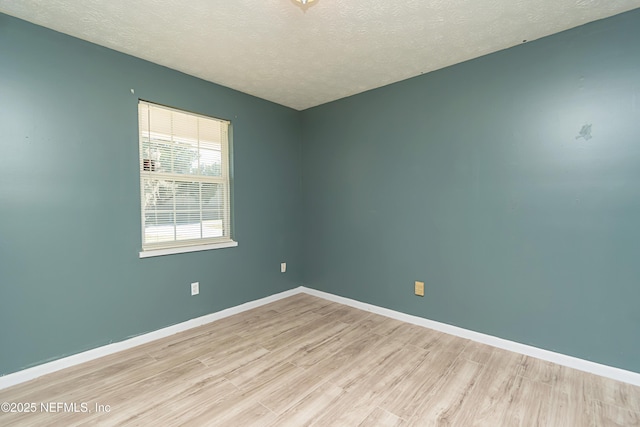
[1,0,639,110]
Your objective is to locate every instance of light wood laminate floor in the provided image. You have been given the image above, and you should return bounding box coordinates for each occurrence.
[1,294,639,426]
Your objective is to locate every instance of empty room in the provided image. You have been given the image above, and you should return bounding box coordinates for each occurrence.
[1,1,640,425]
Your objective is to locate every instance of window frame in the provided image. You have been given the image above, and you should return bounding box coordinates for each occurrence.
[137,100,237,258]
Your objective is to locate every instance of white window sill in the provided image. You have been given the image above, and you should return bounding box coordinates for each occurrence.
[139,241,238,258]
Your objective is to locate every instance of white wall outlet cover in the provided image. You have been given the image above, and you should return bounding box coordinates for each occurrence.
[281,262,286,273]
[191,282,199,295]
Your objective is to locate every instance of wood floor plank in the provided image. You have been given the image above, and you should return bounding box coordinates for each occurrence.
[593,400,640,426]
[307,388,382,426]
[328,338,422,391]
[519,355,567,389]
[225,358,298,391]
[359,407,407,426]
[201,308,281,336]
[418,346,525,427]
[300,344,428,426]
[1,293,638,426]
[183,400,277,427]
[268,294,329,315]
[301,331,386,379]
[379,348,461,420]
[369,316,408,336]
[354,312,398,332]
[406,358,484,426]
[258,315,346,352]
[256,368,326,415]
[1,353,157,406]
[283,320,352,359]
[340,345,429,401]
[499,375,552,427]
[222,321,351,385]
[311,301,343,316]
[320,306,372,325]
[120,376,239,426]
[459,341,495,364]
[0,348,152,402]
[585,372,640,414]
[547,389,595,427]
[289,321,386,369]
[72,359,211,425]
[233,309,324,340]
[145,329,243,361]
[267,381,345,427]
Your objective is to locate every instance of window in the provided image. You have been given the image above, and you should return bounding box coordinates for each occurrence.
[138,101,236,257]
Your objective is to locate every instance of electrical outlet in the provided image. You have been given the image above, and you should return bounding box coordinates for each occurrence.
[281,262,287,273]
[191,282,199,296]
[415,281,425,297]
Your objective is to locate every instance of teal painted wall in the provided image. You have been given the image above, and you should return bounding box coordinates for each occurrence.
[0,14,302,376]
[2,8,640,378]
[302,10,640,372]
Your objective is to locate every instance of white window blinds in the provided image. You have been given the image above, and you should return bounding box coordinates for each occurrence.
[138,101,233,252]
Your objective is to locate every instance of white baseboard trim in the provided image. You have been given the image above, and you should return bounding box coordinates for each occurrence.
[3,285,638,391]
[0,287,303,391]
[299,286,640,387]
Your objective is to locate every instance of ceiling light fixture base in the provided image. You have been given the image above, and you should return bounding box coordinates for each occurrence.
[292,0,318,12]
